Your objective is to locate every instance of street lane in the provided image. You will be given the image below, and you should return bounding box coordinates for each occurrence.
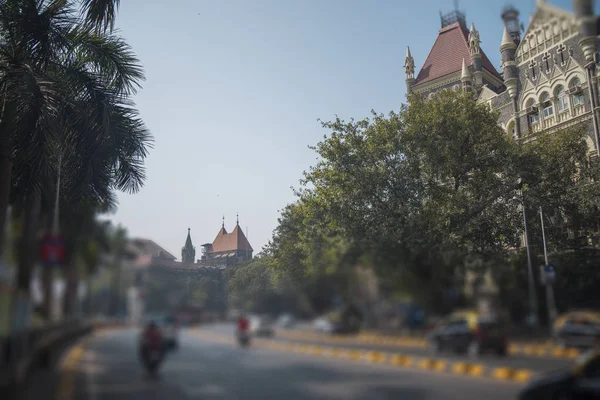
[205,323,571,373]
[70,327,523,400]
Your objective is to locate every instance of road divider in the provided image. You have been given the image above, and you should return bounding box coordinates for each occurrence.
[278,329,578,360]
[190,329,535,384]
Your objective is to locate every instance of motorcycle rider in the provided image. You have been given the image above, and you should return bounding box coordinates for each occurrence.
[236,314,250,345]
[140,321,164,366]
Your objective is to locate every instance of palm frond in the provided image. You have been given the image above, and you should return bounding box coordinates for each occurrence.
[69,26,144,95]
[80,0,119,33]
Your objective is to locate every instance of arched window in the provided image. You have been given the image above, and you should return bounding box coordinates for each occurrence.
[570,77,585,106]
[526,98,540,125]
[555,85,569,113]
[507,121,516,139]
[541,92,553,118]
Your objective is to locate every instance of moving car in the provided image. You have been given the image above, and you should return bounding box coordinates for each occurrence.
[518,348,600,400]
[250,316,275,337]
[554,310,600,350]
[426,310,508,358]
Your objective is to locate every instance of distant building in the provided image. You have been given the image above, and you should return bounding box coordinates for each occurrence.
[200,215,253,267]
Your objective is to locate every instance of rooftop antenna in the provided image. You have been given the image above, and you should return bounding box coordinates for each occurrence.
[236,210,239,226]
[222,215,225,229]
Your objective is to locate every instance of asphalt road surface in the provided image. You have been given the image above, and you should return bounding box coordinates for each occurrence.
[68,326,524,400]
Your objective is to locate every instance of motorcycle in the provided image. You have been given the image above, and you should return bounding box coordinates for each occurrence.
[237,328,250,347]
[140,339,164,374]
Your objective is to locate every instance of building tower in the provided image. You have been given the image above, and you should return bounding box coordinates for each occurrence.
[468,23,483,88]
[181,228,196,263]
[404,46,416,95]
[574,0,600,155]
[500,24,521,137]
[501,5,521,46]
[461,58,472,92]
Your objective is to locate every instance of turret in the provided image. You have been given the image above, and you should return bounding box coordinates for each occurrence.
[501,5,521,46]
[500,26,518,99]
[404,46,416,95]
[573,0,598,63]
[468,23,483,88]
[461,58,472,92]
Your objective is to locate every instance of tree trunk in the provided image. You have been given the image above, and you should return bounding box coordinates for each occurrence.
[63,259,78,318]
[109,252,122,317]
[0,140,13,259]
[16,187,41,292]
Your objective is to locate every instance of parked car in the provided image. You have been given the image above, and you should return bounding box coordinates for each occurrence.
[518,348,600,400]
[276,314,296,329]
[554,310,600,350]
[250,316,275,337]
[426,310,508,358]
[314,317,334,333]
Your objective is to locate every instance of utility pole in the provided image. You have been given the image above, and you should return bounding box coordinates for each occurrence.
[539,206,557,331]
[522,195,538,327]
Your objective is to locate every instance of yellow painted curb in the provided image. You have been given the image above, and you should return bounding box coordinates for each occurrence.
[451,362,470,374]
[468,363,485,377]
[191,330,535,385]
[492,367,514,381]
[56,338,90,400]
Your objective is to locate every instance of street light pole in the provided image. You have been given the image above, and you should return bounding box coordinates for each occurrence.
[539,206,557,330]
[522,195,538,327]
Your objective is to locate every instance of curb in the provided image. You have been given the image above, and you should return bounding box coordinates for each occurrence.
[279,330,578,360]
[55,336,93,400]
[191,330,534,384]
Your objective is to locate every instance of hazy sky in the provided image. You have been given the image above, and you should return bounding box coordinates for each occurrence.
[108,0,586,259]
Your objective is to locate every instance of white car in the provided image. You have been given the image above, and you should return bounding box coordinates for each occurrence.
[313,317,334,333]
[276,314,295,329]
[250,316,275,337]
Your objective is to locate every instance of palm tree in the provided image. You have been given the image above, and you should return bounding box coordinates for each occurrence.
[0,0,150,323]
[0,0,144,258]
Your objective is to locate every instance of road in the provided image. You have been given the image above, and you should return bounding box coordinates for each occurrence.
[211,324,573,373]
[66,325,524,400]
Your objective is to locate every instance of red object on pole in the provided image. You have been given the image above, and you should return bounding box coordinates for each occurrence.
[41,233,66,265]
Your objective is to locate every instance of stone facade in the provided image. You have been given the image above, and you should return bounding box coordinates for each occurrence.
[405,1,600,155]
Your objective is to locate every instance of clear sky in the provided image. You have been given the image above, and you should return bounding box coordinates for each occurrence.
[107,0,589,259]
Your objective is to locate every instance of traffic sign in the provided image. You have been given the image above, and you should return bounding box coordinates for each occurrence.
[41,234,65,266]
[540,264,556,285]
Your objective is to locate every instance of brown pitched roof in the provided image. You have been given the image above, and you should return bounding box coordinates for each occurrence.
[209,224,254,253]
[415,22,501,85]
[130,238,177,261]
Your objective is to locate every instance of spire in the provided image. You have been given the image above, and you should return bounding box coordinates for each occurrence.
[181,228,195,263]
[461,58,471,80]
[468,23,480,56]
[222,215,225,229]
[404,46,415,80]
[236,211,239,226]
[500,25,516,52]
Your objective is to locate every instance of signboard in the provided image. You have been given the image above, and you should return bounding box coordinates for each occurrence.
[540,264,556,285]
[41,234,66,266]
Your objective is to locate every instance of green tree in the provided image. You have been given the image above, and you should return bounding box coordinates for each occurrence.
[300,91,522,312]
[0,0,150,320]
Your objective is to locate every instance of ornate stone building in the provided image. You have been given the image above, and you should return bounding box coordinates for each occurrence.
[404,0,600,155]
